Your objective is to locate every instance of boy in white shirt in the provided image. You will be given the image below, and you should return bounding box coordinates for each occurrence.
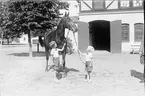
[78,46,94,82]
[50,41,66,82]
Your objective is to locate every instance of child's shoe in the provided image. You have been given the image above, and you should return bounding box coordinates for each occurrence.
[85,79,88,82]
[88,79,92,83]
[54,79,60,83]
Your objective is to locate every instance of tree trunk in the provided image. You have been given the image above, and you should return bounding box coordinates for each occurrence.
[0,28,3,48]
[28,31,33,57]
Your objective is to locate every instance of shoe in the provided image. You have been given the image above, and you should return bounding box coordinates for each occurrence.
[85,79,88,82]
[54,79,60,83]
[88,79,92,83]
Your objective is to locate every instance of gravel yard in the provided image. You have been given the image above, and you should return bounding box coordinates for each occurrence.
[0,44,144,96]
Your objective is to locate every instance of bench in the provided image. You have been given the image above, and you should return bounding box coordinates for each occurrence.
[130,44,140,54]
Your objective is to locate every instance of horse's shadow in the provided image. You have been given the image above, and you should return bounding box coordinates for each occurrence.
[130,70,144,83]
[48,65,80,79]
[8,51,46,57]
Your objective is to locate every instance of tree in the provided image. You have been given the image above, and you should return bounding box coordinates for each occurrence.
[7,0,69,57]
[0,1,8,45]
[0,1,22,45]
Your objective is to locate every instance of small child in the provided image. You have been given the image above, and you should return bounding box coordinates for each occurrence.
[50,41,66,82]
[78,46,94,82]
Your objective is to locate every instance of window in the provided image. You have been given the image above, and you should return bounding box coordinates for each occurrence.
[120,0,130,8]
[133,0,143,7]
[92,0,105,10]
[134,23,144,42]
[122,23,130,42]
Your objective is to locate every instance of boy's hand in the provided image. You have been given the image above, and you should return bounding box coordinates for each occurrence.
[77,50,80,53]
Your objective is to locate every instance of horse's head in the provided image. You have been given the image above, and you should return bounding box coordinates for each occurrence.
[62,12,78,32]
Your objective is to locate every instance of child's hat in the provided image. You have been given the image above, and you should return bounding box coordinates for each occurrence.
[49,41,57,48]
[86,46,94,52]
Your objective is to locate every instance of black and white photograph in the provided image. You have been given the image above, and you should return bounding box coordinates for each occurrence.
[0,0,144,96]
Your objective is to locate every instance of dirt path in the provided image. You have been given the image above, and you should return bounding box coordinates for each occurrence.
[0,45,144,96]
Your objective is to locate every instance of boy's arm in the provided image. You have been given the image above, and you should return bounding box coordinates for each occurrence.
[78,49,85,56]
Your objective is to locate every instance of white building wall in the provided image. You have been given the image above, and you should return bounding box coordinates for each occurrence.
[79,11,144,52]
[19,34,28,44]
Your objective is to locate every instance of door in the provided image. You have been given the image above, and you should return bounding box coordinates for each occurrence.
[78,22,89,52]
[110,20,122,53]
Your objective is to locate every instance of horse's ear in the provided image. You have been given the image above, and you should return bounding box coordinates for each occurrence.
[64,12,67,17]
[67,12,69,17]
[64,11,69,17]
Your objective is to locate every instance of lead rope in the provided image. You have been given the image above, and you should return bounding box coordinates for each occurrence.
[72,32,85,64]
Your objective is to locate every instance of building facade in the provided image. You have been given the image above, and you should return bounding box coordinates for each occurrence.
[19,0,144,53]
[69,0,144,53]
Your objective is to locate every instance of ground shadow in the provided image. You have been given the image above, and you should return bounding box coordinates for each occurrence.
[8,51,46,57]
[2,43,27,45]
[48,65,80,79]
[130,70,144,83]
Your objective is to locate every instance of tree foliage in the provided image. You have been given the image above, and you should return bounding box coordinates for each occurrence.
[1,0,69,39]
[1,0,69,56]
[0,1,21,42]
[7,0,69,36]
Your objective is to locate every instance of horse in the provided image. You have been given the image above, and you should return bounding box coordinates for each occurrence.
[43,13,78,72]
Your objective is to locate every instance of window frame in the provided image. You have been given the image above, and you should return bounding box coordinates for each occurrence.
[121,23,130,42]
[134,23,144,42]
[118,0,132,9]
[132,0,143,8]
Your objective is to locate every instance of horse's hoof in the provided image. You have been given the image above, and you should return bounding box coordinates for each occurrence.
[62,72,67,78]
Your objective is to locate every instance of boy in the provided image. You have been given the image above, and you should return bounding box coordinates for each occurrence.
[78,46,94,82]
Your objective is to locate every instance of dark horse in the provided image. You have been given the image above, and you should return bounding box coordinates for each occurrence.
[43,13,78,72]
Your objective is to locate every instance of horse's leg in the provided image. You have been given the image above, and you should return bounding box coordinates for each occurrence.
[61,51,68,78]
[143,64,145,84]
[62,51,66,69]
[45,49,50,72]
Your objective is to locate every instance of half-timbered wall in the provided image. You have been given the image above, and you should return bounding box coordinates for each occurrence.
[80,0,143,12]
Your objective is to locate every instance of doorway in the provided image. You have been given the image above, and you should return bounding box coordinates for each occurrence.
[89,20,110,51]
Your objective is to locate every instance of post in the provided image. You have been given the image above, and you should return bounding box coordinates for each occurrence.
[37,43,39,52]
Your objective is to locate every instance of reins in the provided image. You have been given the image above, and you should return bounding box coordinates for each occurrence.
[72,32,85,64]
[65,29,85,64]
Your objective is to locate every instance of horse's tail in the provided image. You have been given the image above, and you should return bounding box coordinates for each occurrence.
[38,36,44,47]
